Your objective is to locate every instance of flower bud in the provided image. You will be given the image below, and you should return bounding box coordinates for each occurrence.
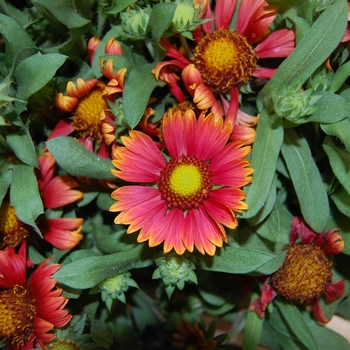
[120,6,152,40]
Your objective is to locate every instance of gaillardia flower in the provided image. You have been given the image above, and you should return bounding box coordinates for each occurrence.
[250,217,345,323]
[0,241,71,349]
[110,108,253,255]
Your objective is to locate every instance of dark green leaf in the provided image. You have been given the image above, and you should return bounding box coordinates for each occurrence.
[14,53,67,102]
[0,13,35,67]
[6,126,39,168]
[241,111,284,219]
[54,244,153,289]
[123,63,163,128]
[275,300,318,350]
[321,118,350,151]
[91,320,113,348]
[10,164,44,235]
[194,246,276,274]
[46,136,116,181]
[323,136,350,194]
[243,296,264,350]
[281,128,329,232]
[254,251,287,275]
[267,0,314,23]
[149,2,177,61]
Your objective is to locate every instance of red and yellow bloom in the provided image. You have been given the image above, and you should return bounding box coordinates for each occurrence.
[0,241,71,349]
[110,108,253,255]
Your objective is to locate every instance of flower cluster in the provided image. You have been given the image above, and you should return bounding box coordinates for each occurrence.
[1,0,349,349]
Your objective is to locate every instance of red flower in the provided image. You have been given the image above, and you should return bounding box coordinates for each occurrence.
[35,152,84,250]
[0,241,71,349]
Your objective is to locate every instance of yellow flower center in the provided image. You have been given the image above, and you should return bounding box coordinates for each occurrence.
[0,201,29,247]
[71,82,108,143]
[271,244,332,304]
[193,29,258,93]
[0,285,35,347]
[158,155,212,210]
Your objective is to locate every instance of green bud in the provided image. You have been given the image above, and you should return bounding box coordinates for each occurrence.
[152,252,197,299]
[48,339,81,350]
[99,272,139,311]
[120,6,152,40]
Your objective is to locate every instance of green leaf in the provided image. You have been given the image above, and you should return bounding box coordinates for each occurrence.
[106,0,136,14]
[321,118,350,151]
[10,164,44,235]
[281,128,329,232]
[123,63,163,128]
[330,61,350,92]
[241,110,284,219]
[323,136,350,194]
[149,2,177,61]
[54,244,154,289]
[243,296,264,350]
[0,161,13,204]
[0,13,35,67]
[14,52,67,102]
[262,0,348,102]
[300,91,350,124]
[275,300,318,350]
[91,320,113,348]
[31,0,90,39]
[194,246,276,274]
[267,0,314,23]
[6,126,39,168]
[331,186,350,218]
[46,136,116,181]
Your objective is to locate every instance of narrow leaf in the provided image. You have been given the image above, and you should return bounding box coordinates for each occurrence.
[46,136,116,181]
[0,162,13,204]
[330,60,350,92]
[241,110,284,218]
[54,244,152,289]
[281,128,329,232]
[323,136,350,194]
[331,187,350,218]
[10,164,44,235]
[321,118,350,151]
[243,296,264,350]
[194,246,276,274]
[275,300,318,350]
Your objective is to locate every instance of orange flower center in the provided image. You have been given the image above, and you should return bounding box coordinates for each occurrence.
[0,201,29,247]
[0,285,36,347]
[158,155,212,210]
[71,82,108,144]
[193,29,258,93]
[271,244,332,304]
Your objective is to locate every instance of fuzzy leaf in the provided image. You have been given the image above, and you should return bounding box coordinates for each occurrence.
[323,136,350,194]
[14,53,67,102]
[0,162,13,204]
[10,164,44,235]
[194,246,276,274]
[106,0,136,14]
[54,244,153,289]
[275,300,319,350]
[330,60,350,92]
[281,128,329,232]
[241,110,284,219]
[149,2,177,61]
[123,63,163,128]
[46,136,116,180]
[6,126,39,168]
[331,187,350,219]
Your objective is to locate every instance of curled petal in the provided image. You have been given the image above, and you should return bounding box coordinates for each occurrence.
[88,36,101,65]
[105,37,123,55]
[66,78,98,99]
[55,93,78,112]
[100,58,115,80]
[323,228,344,256]
[324,280,345,302]
[312,299,329,324]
